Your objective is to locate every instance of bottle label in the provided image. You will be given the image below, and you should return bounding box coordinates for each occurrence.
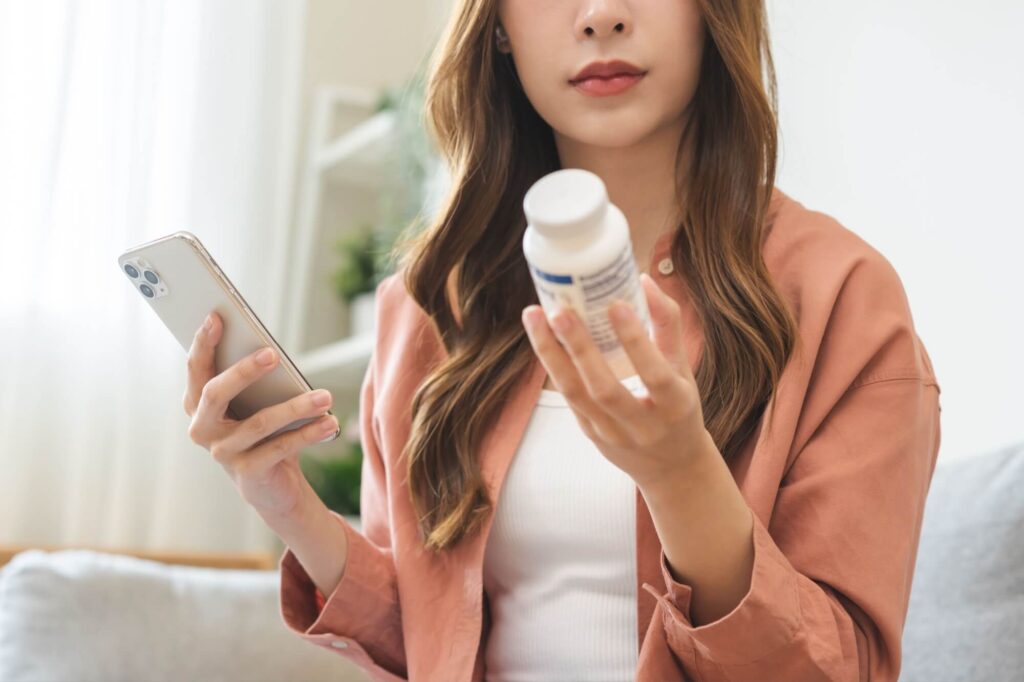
[528,243,651,354]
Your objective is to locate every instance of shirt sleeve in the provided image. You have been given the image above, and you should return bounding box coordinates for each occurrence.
[643,252,943,681]
[278,359,409,682]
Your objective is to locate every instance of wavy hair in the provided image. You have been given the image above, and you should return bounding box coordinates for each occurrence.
[390,0,799,553]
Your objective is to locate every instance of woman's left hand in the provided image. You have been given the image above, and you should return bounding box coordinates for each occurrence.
[522,273,715,488]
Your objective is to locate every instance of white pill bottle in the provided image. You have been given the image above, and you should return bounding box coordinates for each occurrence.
[522,168,652,375]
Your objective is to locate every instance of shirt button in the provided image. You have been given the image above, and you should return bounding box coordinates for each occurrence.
[657,257,674,276]
[331,640,349,649]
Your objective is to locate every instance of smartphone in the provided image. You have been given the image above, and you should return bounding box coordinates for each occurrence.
[116,230,341,445]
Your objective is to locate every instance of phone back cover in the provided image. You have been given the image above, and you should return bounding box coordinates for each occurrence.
[117,232,321,435]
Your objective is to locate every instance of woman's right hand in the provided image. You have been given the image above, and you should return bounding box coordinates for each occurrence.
[183,311,339,518]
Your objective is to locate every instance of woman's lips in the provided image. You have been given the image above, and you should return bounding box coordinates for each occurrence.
[571,72,645,97]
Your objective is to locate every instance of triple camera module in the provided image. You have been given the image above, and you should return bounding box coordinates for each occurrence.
[121,258,169,298]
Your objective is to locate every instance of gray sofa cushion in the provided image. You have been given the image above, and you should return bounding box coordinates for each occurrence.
[0,549,365,682]
[902,440,1024,681]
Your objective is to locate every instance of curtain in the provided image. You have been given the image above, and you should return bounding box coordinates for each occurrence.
[0,0,304,553]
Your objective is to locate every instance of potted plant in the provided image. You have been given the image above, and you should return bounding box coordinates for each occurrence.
[332,225,380,336]
[313,67,441,520]
[299,412,363,522]
[329,66,438,327]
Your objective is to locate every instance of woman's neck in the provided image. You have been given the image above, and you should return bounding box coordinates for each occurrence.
[554,112,693,268]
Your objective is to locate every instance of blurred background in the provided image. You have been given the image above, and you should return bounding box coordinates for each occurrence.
[0,0,454,558]
[0,1,1021,678]
[2,0,1023,559]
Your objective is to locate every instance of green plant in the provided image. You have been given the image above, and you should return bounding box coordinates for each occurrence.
[332,225,379,303]
[311,56,442,513]
[330,64,439,305]
[299,437,363,516]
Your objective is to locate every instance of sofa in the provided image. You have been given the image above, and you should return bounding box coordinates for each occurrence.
[1,445,1021,681]
[900,439,1024,681]
[0,517,371,682]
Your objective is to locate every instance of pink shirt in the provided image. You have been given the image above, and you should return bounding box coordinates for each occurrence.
[278,187,942,681]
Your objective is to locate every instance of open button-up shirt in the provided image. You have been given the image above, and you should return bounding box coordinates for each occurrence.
[277,187,942,682]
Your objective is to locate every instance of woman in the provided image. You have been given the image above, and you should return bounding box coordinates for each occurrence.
[184,1,941,680]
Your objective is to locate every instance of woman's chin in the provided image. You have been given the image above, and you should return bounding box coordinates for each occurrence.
[553,120,660,151]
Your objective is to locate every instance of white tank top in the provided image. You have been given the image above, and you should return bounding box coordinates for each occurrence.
[482,373,648,682]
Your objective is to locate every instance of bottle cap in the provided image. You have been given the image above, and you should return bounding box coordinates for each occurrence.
[523,168,608,239]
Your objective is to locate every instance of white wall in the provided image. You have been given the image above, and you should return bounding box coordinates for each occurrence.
[287,0,451,239]
[290,0,1022,462]
[768,1,1023,460]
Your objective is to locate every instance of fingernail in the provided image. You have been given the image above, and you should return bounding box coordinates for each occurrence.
[522,307,538,333]
[552,311,572,334]
[609,301,633,324]
[311,389,331,406]
[320,417,337,433]
[203,314,213,332]
[256,348,276,365]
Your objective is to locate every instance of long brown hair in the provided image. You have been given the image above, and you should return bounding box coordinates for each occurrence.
[391,0,798,553]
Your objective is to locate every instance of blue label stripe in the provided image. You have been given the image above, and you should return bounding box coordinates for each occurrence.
[532,265,573,284]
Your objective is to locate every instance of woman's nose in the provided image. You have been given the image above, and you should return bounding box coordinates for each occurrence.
[575,1,634,41]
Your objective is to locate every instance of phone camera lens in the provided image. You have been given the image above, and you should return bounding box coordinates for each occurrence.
[143,270,159,284]
[124,264,139,278]
[140,283,155,298]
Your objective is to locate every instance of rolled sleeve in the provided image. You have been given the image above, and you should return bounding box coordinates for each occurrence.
[277,353,409,682]
[643,375,941,681]
[278,512,407,681]
[645,510,802,666]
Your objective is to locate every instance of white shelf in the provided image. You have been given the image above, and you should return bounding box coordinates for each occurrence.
[295,331,375,398]
[285,85,392,354]
[315,109,398,188]
[286,85,427,406]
